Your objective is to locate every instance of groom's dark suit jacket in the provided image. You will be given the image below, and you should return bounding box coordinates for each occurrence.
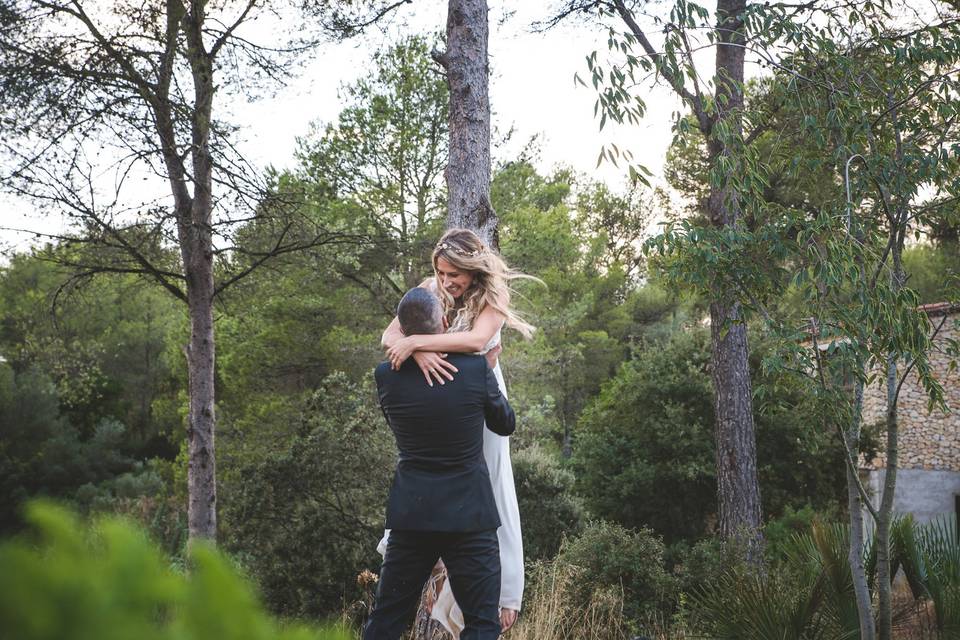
[375,353,515,532]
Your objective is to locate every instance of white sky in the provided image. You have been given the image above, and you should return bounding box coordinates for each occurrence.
[1,1,685,257]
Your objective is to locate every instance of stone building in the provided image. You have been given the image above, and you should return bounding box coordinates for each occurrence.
[861,302,960,524]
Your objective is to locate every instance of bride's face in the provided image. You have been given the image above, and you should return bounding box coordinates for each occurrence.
[435,257,475,300]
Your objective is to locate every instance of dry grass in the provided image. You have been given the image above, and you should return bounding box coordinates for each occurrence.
[508,559,627,640]
[891,578,941,640]
[350,561,689,640]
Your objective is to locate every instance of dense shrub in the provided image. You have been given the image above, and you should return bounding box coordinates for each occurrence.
[573,331,716,542]
[0,501,347,640]
[902,243,960,304]
[512,446,585,561]
[761,504,824,559]
[221,373,394,620]
[556,520,678,625]
[0,364,142,533]
[574,330,845,543]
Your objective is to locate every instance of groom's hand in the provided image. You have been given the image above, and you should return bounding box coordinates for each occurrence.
[500,608,518,632]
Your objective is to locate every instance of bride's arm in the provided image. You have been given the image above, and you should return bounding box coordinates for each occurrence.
[381,279,458,386]
[386,306,505,369]
[384,319,457,386]
[381,277,434,349]
[381,316,404,349]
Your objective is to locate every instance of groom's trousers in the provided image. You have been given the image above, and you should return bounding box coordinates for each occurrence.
[363,528,501,640]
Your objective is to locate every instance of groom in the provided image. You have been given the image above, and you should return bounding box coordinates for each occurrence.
[364,287,516,640]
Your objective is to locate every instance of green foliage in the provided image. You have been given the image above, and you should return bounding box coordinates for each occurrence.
[573,330,716,542]
[496,160,658,454]
[0,253,182,451]
[763,505,824,559]
[669,536,737,602]
[902,244,960,305]
[221,373,393,620]
[512,446,584,561]
[689,567,832,640]
[893,515,960,636]
[689,521,865,640]
[0,363,144,532]
[290,34,448,296]
[556,520,678,624]
[574,329,845,543]
[0,501,347,640]
[0,253,184,535]
[687,516,960,639]
[512,556,627,640]
[751,345,847,519]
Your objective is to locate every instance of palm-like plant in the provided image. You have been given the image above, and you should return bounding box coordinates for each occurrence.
[689,567,830,640]
[689,522,864,640]
[893,515,960,637]
[688,518,960,639]
[782,522,861,639]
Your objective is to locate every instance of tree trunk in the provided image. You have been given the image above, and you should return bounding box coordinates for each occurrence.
[441,0,498,249]
[182,4,218,542]
[184,233,217,542]
[410,5,498,633]
[704,0,763,551]
[876,353,897,640]
[847,378,877,640]
[876,233,905,640]
[708,299,762,548]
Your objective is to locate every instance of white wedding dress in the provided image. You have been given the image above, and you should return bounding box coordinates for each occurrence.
[377,327,524,637]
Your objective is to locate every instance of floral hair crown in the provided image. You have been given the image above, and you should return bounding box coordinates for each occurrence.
[436,241,485,258]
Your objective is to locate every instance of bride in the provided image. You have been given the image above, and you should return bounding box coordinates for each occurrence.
[379,227,534,636]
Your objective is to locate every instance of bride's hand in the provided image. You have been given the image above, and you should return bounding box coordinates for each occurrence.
[500,608,518,632]
[387,336,419,369]
[412,352,458,387]
[484,343,502,369]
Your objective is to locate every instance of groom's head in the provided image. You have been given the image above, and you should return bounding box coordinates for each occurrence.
[397,287,444,335]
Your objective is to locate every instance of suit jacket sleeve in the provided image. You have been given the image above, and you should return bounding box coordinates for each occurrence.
[483,365,516,436]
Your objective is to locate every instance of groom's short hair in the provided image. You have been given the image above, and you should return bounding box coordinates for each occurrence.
[397,287,443,335]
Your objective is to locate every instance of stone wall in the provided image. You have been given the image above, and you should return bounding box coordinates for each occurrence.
[862,309,960,471]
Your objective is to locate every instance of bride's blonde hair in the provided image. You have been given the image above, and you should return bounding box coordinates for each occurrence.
[432,228,538,338]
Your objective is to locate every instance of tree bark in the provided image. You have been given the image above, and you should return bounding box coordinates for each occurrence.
[709,300,762,547]
[876,352,897,640]
[877,259,904,640]
[847,378,877,640]
[875,93,911,640]
[184,228,217,542]
[181,1,218,542]
[705,0,763,550]
[441,0,498,249]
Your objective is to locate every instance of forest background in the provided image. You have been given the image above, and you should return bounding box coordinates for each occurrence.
[2,0,960,638]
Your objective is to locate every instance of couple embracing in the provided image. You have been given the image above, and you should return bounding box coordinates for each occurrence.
[364,228,533,640]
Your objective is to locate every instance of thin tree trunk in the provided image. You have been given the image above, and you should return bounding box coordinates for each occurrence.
[705,0,763,552]
[876,351,897,640]
[847,378,877,640]
[876,237,905,640]
[440,0,498,249]
[875,95,909,640]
